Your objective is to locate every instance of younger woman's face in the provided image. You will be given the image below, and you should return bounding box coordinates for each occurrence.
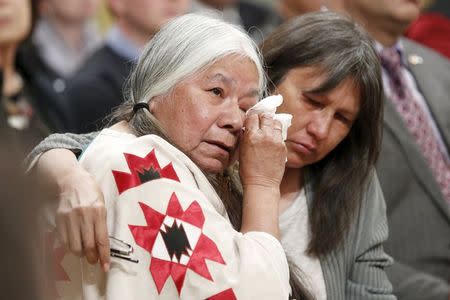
[275,66,361,169]
[0,0,31,47]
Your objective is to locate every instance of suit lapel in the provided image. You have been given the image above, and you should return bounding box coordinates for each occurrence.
[383,99,446,205]
[402,39,450,150]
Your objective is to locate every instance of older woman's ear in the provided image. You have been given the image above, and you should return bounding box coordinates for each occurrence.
[149,100,156,113]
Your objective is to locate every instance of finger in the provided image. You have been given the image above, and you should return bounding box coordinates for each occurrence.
[273,119,283,131]
[66,214,83,257]
[272,120,284,140]
[55,213,69,247]
[259,113,274,130]
[94,205,110,272]
[244,113,259,132]
[80,212,98,265]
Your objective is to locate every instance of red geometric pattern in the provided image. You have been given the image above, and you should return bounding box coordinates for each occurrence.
[45,231,70,298]
[207,288,237,300]
[112,149,180,194]
[129,192,226,295]
[380,47,450,204]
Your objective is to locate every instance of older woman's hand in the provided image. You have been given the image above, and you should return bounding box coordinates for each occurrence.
[239,113,287,188]
[239,113,286,239]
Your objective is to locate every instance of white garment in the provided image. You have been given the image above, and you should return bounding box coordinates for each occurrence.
[44,129,290,299]
[279,189,327,300]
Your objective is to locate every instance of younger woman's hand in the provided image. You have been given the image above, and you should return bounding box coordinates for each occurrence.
[55,165,110,271]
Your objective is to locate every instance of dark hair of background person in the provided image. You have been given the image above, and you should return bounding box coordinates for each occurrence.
[261,11,383,257]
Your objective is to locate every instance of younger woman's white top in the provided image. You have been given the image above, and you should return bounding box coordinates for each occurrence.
[279,189,327,300]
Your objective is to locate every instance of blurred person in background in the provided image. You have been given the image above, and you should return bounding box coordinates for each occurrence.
[17,0,102,132]
[0,0,51,156]
[279,0,450,299]
[0,2,47,297]
[333,1,450,298]
[61,0,190,133]
[277,0,322,19]
[28,0,101,80]
[0,124,45,300]
[192,0,281,42]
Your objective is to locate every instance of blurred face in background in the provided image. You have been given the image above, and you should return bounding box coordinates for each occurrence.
[343,0,420,31]
[0,0,31,47]
[277,0,321,20]
[111,0,191,38]
[41,0,100,24]
[200,0,237,9]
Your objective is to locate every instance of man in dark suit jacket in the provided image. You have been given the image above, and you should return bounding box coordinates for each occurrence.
[63,0,190,133]
[322,0,450,299]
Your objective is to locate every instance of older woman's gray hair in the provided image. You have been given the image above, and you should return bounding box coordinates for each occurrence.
[111,13,265,137]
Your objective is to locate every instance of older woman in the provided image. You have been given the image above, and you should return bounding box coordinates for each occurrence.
[35,14,290,299]
[29,12,395,299]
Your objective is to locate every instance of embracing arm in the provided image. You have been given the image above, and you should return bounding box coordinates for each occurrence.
[26,132,110,270]
[25,132,97,170]
[347,172,396,300]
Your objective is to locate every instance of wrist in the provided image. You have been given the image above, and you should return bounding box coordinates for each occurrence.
[241,185,280,239]
[242,177,281,190]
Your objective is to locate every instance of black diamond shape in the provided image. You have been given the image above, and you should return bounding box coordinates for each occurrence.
[160,221,191,262]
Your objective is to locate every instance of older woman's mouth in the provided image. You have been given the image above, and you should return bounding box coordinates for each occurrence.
[204,140,234,155]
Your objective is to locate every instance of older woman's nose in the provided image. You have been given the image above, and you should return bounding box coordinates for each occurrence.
[217,101,245,133]
[307,111,333,141]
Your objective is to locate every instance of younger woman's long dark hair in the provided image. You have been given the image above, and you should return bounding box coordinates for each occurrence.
[261,12,383,258]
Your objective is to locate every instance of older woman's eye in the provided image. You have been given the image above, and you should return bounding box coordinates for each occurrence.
[209,87,224,97]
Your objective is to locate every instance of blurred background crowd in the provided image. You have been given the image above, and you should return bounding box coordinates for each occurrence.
[1,0,449,299]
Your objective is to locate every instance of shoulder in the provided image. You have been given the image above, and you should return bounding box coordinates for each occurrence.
[80,130,201,195]
[70,45,132,86]
[402,38,450,70]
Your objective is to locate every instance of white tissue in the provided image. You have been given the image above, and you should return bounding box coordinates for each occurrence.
[246,94,283,117]
[246,94,293,141]
[273,113,292,141]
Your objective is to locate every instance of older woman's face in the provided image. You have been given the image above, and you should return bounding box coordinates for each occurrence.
[151,55,260,173]
[276,66,360,169]
[0,0,31,46]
